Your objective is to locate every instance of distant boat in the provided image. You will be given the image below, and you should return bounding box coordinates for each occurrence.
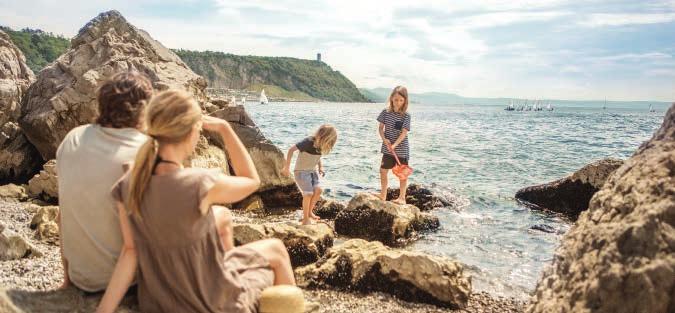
[546,102,553,111]
[603,99,607,110]
[260,89,269,104]
[505,100,515,111]
[649,104,655,112]
[241,96,246,104]
[230,96,236,106]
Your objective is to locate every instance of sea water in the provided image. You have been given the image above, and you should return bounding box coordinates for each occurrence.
[245,101,666,300]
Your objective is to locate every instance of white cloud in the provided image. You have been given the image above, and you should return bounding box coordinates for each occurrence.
[579,13,675,27]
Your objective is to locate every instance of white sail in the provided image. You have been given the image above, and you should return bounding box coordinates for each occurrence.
[230,96,236,106]
[260,89,269,104]
[241,96,246,104]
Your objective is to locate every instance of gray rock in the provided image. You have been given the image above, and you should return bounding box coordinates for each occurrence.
[515,158,624,219]
[27,160,57,202]
[296,239,471,309]
[0,224,41,260]
[0,184,27,202]
[527,103,675,313]
[0,286,138,313]
[313,199,346,220]
[233,222,334,267]
[386,184,457,211]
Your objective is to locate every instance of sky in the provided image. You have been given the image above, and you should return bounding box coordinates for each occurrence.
[1,0,674,101]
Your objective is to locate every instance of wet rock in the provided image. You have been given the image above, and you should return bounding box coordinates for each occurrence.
[515,158,623,220]
[210,106,302,209]
[0,31,41,183]
[527,103,675,313]
[19,10,208,160]
[334,193,439,246]
[296,239,471,309]
[386,184,455,211]
[313,199,346,220]
[529,224,555,234]
[0,184,27,202]
[0,286,138,313]
[411,212,440,232]
[0,224,41,260]
[232,194,264,212]
[233,222,334,267]
[27,160,58,202]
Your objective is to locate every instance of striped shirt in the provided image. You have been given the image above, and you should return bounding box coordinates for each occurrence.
[377,109,411,159]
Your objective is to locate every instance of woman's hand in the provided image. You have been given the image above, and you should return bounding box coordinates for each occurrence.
[390,142,398,150]
[383,138,392,147]
[281,166,290,177]
[202,115,229,132]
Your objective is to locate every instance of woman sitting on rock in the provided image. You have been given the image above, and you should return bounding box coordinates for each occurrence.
[96,90,295,313]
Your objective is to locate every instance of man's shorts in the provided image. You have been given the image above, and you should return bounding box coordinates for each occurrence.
[381,154,408,170]
[294,170,320,195]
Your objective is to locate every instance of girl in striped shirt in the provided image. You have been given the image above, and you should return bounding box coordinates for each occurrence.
[376,86,411,204]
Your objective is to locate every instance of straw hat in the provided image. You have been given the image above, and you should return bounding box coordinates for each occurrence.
[258,285,306,313]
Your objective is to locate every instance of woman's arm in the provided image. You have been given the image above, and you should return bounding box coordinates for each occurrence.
[281,145,298,176]
[95,203,138,313]
[318,158,325,176]
[202,116,261,207]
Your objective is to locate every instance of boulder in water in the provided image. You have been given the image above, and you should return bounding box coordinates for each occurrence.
[527,104,675,313]
[515,158,623,219]
[295,239,471,309]
[386,184,456,211]
[19,10,208,160]
[0,30,41,183]
[233,222,334,267]
[313,199,346,220]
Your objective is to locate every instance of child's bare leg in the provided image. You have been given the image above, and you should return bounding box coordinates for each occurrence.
[309,186,322,220]
[379,168,389,200]
[301,195,314,225]
[394,178,408,204]
[213,206,234,251]
[242,238,295,285]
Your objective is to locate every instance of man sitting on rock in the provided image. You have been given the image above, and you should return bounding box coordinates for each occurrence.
[56,71,153,292]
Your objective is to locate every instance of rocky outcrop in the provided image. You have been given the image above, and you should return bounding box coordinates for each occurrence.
[210,106,302,209]
[0,30,41,183]
[189,135,229,174]
[233,222,334,267]
[527,104,675,313]
[19,10,208,160]
[0,287,138,313]
[0,224,41,260]
[296,239,471,309]
[334,193,440,246]
[314,199,346,220]
[29,206,59,244]
[386,184,457,211]
[27,160,57,202]
[0,184,27,202]
[515,158,624,219]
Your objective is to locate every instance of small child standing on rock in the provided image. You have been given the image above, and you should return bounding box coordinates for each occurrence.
[282,125,338,225]
[377,86,412,204]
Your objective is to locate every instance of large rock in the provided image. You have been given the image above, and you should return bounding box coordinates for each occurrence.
[0,287,138,313]
[233,222,334,267]
[27,160,58,202]
[515,158,624,219]
[527,104,675,313]
[386,184,457,211]
[19,10,208,160]
[334,193,440,246]
[210,106,302,209]
[0,31,41,183]
[188,135,229,175]
[296,239,471,309]
[0,224,41,260]
[0,184,27,202]
[313,199,346,220]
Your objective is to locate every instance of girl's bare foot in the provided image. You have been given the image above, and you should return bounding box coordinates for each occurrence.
[301,219,315,225]
[310,213,321,220]
[392,198,406,205]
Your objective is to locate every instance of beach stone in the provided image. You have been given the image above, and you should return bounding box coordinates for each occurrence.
[0,184,28,201]
[19,10,208,160]
[295,239,471,309]
[30,206,59,229]
[527,103,675,313]
[529,224,556,234]
[0,224,41,260]
[515,158,624,219]
[0,286,138,313]
[233,222,334,267]
[386,184,456,211]
[34,221,59,244]
[27,160,58,202]
[0,30,41,183]
[334,193,439,246]
[313,199,346,220]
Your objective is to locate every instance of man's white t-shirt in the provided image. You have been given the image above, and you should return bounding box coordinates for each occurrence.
[56,124,147,292]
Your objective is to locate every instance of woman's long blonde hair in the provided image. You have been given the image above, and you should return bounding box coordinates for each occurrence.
[312,124,338,155]
[127,90,202,217]
[387,85,409,115]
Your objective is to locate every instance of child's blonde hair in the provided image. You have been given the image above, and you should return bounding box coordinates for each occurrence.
[127,90,202,217]
[387,86,409,115]
[312,124,338,155]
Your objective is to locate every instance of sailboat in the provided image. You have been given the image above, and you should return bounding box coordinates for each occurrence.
[649,104,655,112]
[603,99,607,110]
[546,102,553,111]
[259,89,269,104]
[230,96,236,107]
[241,96,246,104]
[505,100,515,111]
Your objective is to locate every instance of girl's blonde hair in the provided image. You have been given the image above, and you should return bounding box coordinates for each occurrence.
[127,90,202,217]
[312,124,338,155]
[387,85,409,115]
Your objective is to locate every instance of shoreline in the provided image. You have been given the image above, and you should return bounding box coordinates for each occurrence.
[0,200,524,312]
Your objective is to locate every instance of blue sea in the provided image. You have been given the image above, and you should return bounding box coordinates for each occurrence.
[245,101,667,300]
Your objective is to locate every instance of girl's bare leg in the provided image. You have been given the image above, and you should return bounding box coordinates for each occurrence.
[242,239,295,285]
[394,178,408,205]
[309,186,322,220]
[301,195,314,225]
[378,168,389,200]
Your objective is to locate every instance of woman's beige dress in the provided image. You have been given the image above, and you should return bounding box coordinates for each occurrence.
[112,168,274,313]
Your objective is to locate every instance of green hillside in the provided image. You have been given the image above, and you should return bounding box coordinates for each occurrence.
[0,26,70,73]
[175,50,368,102]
